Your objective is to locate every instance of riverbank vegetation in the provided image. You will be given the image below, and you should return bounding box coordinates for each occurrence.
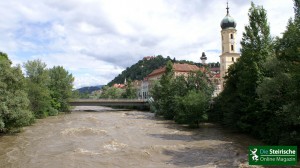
[0,54,74,133]
[151,60,214,127]
[211,2,300,145]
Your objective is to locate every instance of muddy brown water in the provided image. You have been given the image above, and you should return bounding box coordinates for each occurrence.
[0,106,265,168]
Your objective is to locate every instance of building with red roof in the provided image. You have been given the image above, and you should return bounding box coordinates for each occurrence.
[147,63,204,81]
[139,63,205,99]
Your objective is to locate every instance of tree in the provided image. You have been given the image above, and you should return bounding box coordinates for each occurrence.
[256,0,300,144]
[99,86,124,99]
[0,52,34,132]
[174,90,209,127]
[156,60,175,119]
[173,71,213,127]
[213,2,273,133]
[151,61,213,126]
[122,79,137,99]
[24,60,55,118]
[48,66,74,112]
[294,0,300,19]
[0,52,11,63]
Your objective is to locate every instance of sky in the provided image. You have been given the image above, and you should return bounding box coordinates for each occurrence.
[0,0,295,88]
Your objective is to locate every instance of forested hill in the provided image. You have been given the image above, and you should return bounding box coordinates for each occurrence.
[107,55,220,86]
[108,55,172,86]
[76,85,103,94]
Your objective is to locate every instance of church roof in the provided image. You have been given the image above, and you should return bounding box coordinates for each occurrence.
[147,63,204,78]
[220,3,236,29]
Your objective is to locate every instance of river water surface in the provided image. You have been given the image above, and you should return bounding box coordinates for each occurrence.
[0,106,264,168]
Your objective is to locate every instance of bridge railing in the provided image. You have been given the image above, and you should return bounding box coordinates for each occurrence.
[69,99,148,102]
[68,99,149,107]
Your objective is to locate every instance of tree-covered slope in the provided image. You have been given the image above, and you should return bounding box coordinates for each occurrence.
[76,85,104,94]
[107,55,172,86]
[108,55,220,86]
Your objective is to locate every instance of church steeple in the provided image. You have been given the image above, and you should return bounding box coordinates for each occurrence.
[226,1,229,15]
[220,1,236,29]
[219,2,240,91]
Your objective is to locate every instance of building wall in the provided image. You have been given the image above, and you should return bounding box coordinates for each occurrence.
[141,71,193,99]
[221,28,237,54]
[220,28,240,90]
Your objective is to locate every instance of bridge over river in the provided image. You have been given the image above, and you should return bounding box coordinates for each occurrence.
[69,99,149,107]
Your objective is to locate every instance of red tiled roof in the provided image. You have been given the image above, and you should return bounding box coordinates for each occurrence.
[113,84,125,88]
[214,74,220,78]
[147,67,165,77]
[173,63,201,72]
[210,67,220,72]
[147,63,204,78]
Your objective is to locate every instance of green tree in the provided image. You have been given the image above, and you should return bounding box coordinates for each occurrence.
[150,80,162,113]
[0,52,34,132]
[122,79,137,99]
[0,52,11,63]
[99,86,124,99]
[48,66,74,112]
[256,0,300,144]
[24,60,55,118]
[156,60,175,119]
[214,3,273,133]
[151,62,213,126]
[295,0,300,19]
[173,71,213,127]
[174,90,209,127]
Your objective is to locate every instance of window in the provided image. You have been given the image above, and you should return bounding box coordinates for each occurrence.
[232,57,234,62]
[230,34,234,39]
[231,45,234,51]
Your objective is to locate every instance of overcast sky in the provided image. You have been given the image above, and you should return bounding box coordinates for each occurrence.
[0,0,295,88]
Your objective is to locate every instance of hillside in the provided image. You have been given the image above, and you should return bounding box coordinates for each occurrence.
[108,55,169,86]
[108,55,220,86]
[76,85,104,94]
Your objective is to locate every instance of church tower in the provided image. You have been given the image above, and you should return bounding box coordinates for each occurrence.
[220,2,240,90]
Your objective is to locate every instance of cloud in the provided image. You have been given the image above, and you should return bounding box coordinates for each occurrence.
[0,0,295,88]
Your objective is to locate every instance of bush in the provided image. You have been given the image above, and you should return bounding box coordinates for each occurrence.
[174,90,209,127]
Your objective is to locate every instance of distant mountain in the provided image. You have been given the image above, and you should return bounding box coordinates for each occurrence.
[76,85,104,94]
[107,55,219,86]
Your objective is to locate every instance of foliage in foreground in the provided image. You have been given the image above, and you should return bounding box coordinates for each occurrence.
[151,60,213,127]
[0,53,74,133]
[0,54,34,132]
[211,2,300,145]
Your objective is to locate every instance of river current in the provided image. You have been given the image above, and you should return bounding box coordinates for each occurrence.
[0,106,263,168]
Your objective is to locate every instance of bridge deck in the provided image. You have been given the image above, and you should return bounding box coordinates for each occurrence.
[69,99,148,106]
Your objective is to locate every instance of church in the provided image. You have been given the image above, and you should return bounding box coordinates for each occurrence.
[135,3,241,99]
[219,3,240,90]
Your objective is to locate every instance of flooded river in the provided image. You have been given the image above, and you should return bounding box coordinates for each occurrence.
[0,106,263,168]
